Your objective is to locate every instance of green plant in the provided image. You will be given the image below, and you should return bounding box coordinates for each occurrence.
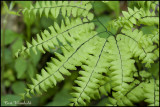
[15,1,159,106]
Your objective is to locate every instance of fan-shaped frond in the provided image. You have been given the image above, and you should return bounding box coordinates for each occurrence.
[14,1,159,106]
[20,29,110,99]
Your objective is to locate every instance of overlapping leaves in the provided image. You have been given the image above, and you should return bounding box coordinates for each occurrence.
[15,1,159,106]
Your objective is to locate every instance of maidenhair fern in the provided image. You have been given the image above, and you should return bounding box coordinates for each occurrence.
[15,1,159,106]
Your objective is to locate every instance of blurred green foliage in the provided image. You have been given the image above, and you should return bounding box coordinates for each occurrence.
[1,95,21,106]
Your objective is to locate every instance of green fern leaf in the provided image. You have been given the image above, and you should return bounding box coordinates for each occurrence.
[70,37,108,106]
[143,79,159,106]
[119,28,158,68]
[15,17,95,57]
[22,1,94,20]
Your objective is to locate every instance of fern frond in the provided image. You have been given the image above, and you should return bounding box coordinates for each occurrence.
[22,1,94,20]
[70,37,109,106]
[105,36,136,92]
[106,80,145,106]
[112,5,159,29]
[118,28,158,68]
[21,29,109,99]
[143,79,159,106]
[15,17,95,57]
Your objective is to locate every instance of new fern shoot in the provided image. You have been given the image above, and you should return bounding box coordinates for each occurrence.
[15,1,159,106]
